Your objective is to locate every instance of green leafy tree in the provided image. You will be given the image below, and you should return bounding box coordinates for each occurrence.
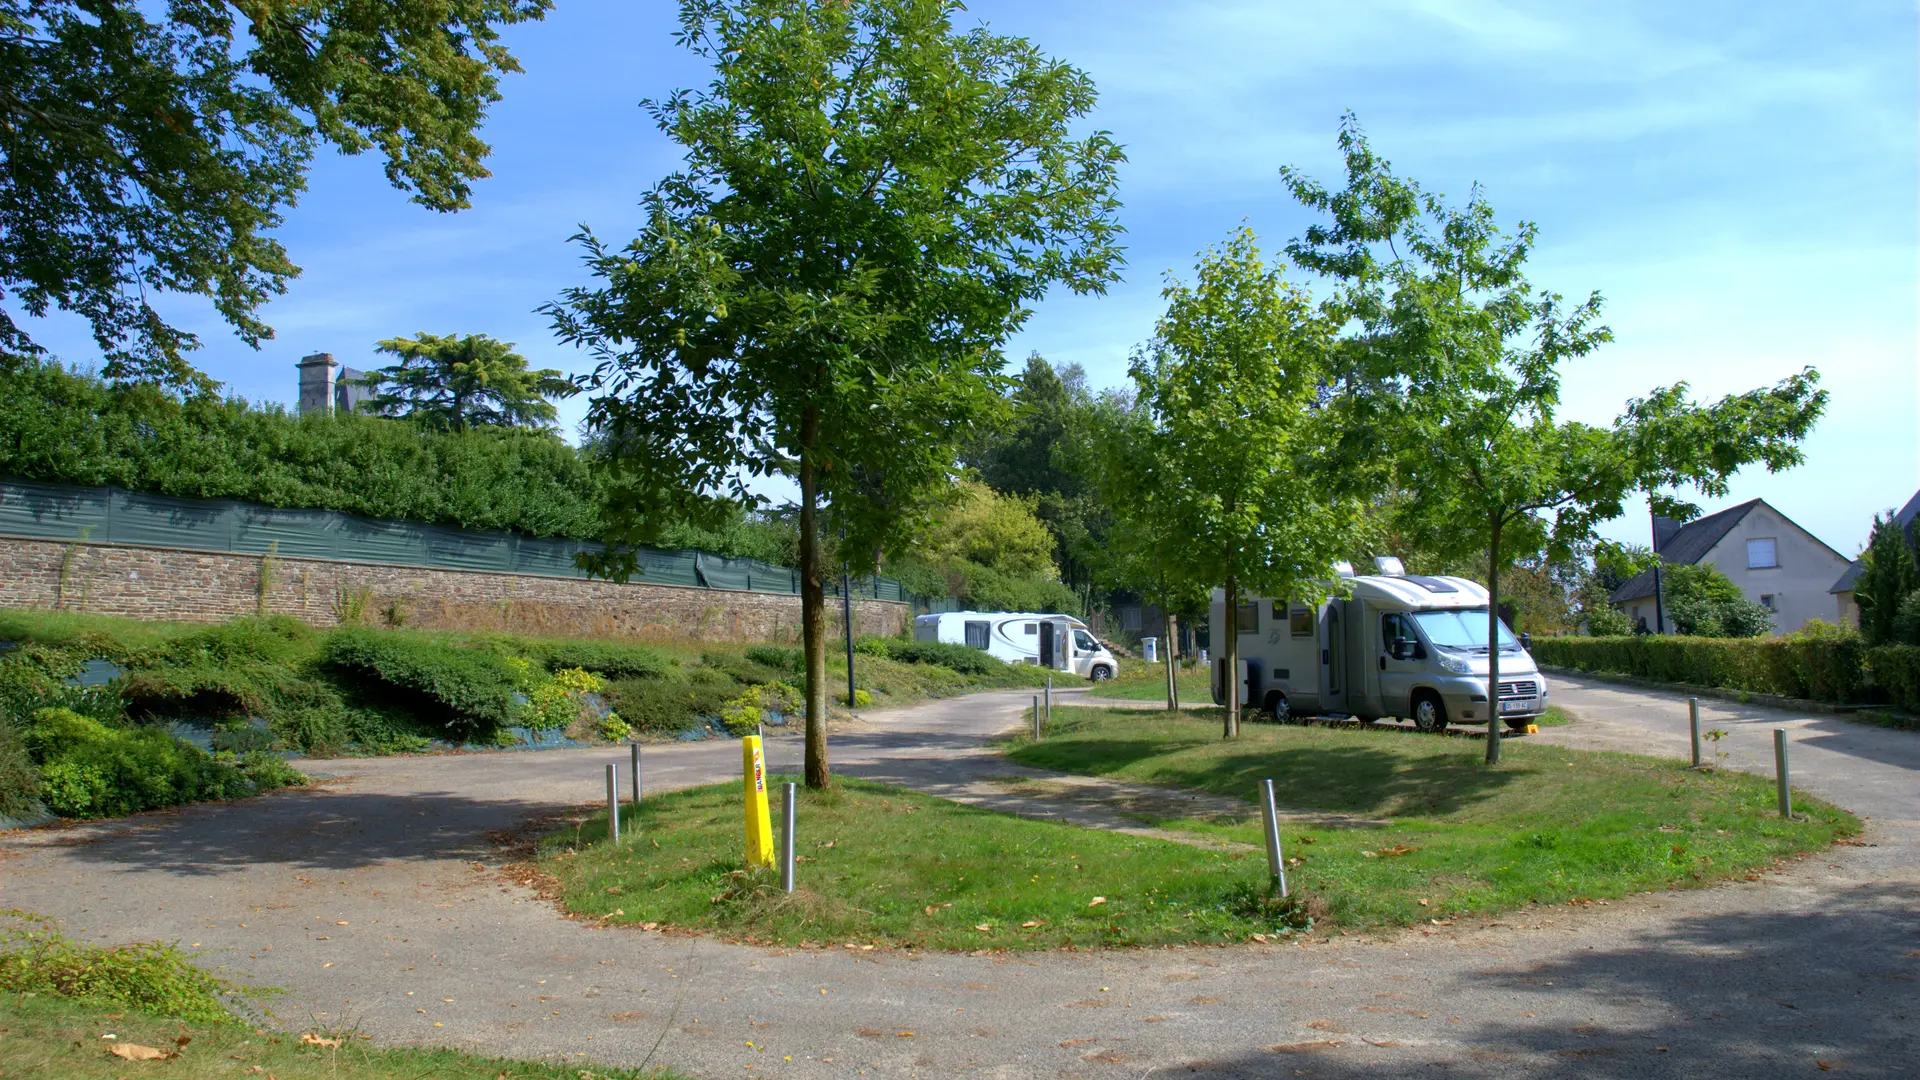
[358,333,574,432]
[0,0,549,386]
[1282,116,1826,763]
[1854,512,1919,646]
[1116,225,1359,737]
[546,0,1124,788]
[1663,563,1774,638]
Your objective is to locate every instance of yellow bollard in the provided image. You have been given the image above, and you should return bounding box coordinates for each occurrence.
[741,735,775,869]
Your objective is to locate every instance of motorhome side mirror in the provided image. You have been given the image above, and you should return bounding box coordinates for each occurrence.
[1520,632,1533,651]
[1391,638,1415,661]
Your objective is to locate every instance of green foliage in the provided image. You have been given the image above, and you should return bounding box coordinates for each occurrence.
[717,690,763,736]
[597,712,634,742]
[24,707,297,819]
[1865,645,1920,713]
[697,650,789,688]
[1532,633,1872,705]
[0,0,551,386]
[744,646,802,673]
[1855,512,1920,646]
[1281,115,1825,763]
[322,629,522,739]
[520,667,604,732]
[1582,603,1635,637]
[0,359,602,537]
[604,676,740,736]
[0,912,252,1024]
[886,640,1003,676]
[851,688,873,708]
[0,717,39,818]
[1663,563,1775,638]
[888,483,1085,614]
[526,639,670,680]
[358,333,576,431]
[851,635,894,658]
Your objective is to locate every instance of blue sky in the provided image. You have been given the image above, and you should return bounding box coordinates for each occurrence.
[27,1,1917,557]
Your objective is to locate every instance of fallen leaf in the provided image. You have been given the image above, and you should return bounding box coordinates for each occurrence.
[1267,1040,1343,1053]
[299,1033,341,1048]
[107,1043,172,1061]
[895,1031,915,1038]
[1088,897,1107,907]
[1020,920,1044,928]
[1417,899,1430,907]
[974,924,992,931]
[335,921,348,926]
[1059,1038,1097,1047]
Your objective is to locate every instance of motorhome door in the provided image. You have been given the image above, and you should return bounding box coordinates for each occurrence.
[1039,621,1056,669]
[1377,611,1422,719]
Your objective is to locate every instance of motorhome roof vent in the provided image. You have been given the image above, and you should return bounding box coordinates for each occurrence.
[1407,575,1458,593]
[1372,556,1406,577]
[1332,560,1355,578]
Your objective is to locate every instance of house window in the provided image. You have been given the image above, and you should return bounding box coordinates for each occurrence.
[1289,606,1314,637]
[1747,538,1779,569]
[1235,603,1259,634]
[1760,594,1776,612]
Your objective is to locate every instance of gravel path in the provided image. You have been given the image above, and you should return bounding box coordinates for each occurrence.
[2,680,1914,1078]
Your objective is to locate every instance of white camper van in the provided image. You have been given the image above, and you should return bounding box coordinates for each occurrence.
[1209,558,1548,732]
[914,611,1118,682]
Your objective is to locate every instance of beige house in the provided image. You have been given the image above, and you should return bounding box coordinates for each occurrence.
[1830,489,1920,626]
[1611,499,1852,635]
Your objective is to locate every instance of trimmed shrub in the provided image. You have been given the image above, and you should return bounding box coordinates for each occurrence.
[744,646,801,673]
[887,640,1002,676]
[528,640,670,680]
[1532,633,1871,704]
[0,718,39,818]
[0,912,251,1024]
[1867,645,1920,713]
[698,651,789,687]
[606,677,739,736]
[321,629,521,739]
[852,635,895,658]
[521,667,605,732]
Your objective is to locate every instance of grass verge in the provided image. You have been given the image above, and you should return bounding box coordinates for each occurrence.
[0,911,690,1079]
[534,776,1312,950]
[1084,666,1212,702]
[1003,707,1857,928]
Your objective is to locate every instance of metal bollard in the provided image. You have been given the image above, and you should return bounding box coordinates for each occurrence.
[1260,778,1288,897]
[630,742,642,807]
[605,762,621,844]
[1032,695,1042,740]
[1688,698,1701,768]
[1774,729,1792,818]
[1045,677,1052,728]
[780,782,797,894]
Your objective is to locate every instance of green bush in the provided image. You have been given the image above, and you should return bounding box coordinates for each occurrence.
[1532,632,1872,705]
[887,640,1002,676]
[27,708,254,818]
[0,717,40,819]
[527,640,670,680]
[852,635,896,658]
[0,912,251,1024]
[1866,645,1920,713]
[605,677,739,736]
[321,629,521,739]
[744,645,801,673]
[698,650,789,687]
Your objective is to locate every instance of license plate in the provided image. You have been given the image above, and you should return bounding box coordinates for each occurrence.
[1499,698,1536,714]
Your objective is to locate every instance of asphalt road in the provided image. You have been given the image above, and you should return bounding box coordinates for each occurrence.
[1,678,1914,1079]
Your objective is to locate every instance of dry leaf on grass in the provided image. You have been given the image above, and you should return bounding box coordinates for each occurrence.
[299,1032,342,1048]
[1088,896,1107,907]
[106,1042,173,1061]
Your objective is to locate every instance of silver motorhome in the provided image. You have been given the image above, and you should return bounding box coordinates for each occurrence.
[1209,559,1548,732]
[913,611,1118,681]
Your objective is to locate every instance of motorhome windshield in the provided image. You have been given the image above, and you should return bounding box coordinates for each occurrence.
[1413,609,1520,651]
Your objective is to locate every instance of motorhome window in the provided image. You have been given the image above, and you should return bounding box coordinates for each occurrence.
[1289,607,1313,637]
[1235,604,1259,634]
[1073,629,1099,652]
[1412,609,1519,650]
[964,620,991,649]
[1382,612,1417,647]
[1023,623,1037,635]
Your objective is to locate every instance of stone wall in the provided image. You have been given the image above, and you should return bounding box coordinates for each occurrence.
[0,538,910,642]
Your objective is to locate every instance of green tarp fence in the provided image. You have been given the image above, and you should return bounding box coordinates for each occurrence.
[0,478,932,605]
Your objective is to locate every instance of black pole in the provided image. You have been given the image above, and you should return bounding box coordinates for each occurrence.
[842,563,855,706]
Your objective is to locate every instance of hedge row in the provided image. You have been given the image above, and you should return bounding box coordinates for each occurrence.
[1533,635,1920,713]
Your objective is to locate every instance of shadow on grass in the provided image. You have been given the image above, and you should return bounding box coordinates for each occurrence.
[1013,737,1523,818]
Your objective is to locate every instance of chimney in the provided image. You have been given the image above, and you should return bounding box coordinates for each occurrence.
[1652,515,1683,555]
[296,353,338,416]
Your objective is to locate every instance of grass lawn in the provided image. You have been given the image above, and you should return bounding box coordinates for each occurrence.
[1004,707,1857,928]
[1085,665,1213,702]
[535,776,1309,950]
[0,994,688,1080]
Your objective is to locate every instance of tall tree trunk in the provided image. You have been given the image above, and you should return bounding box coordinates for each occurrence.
[1223,568,1239,739]
[1163,592,1177,713]
[799,406,830,789]
[1484,516,1503,766]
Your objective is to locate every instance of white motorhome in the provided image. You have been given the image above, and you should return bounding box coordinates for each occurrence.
[913,611,1118,682]
[1209,558,1548,732]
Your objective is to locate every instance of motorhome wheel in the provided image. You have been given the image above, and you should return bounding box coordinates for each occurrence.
[1090,664,1113,683]
[1411,692,1449,734]
[1263,691,1292,725]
